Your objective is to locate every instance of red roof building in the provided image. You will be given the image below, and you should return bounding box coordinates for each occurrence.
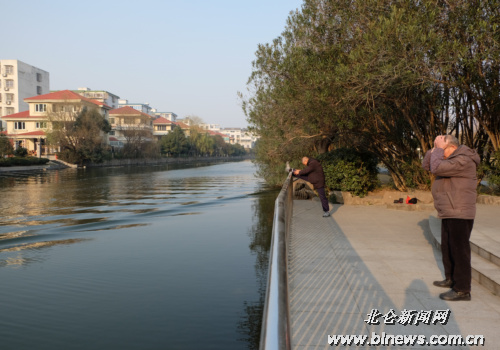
[1,90,112,156]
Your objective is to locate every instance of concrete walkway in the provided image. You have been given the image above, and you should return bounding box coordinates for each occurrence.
[288,200,500,349]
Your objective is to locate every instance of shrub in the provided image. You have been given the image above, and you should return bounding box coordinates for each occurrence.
[14,147,28,157]
[0,135,14,157]
[0,156,50,167]
[399,160,431,190]
[485,150,500,194]
[317,148,379,197]
[57,149,82,164]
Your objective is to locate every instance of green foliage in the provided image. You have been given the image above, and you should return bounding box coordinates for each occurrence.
[0,156,50,167]
[228,143,247,156]
[159,126,248,158]
[242,0,500,191]
[14,147,28,157]
[483,151,500,194]
[317,148,379,197]
[0,135,14,157]
[57,149,82,164]
[120,140,159,159]
[160,126,188,156]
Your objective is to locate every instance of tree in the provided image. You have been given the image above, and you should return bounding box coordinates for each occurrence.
[182,115,204,126]
[0,134,14,157]
[243,0,500,190]
[121,127,157,159]
[46,107,111,165]
[160,126,188,156]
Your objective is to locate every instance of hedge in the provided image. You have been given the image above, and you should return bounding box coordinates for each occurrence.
[0,157,50,167]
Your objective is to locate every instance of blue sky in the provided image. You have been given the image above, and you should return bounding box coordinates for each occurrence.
[2,0,303,128]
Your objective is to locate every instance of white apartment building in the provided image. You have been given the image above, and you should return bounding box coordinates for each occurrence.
[0,59,50,129]
[74,87,120,109]
[221,127,258,149]
[199,123,221,132]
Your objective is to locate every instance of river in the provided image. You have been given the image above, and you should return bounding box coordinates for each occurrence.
[0,160,277,350]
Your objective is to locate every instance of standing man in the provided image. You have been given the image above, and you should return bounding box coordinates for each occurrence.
[422,135,480,301]
[292,156,330,217]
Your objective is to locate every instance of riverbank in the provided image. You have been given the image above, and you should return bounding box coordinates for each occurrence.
[84,155,252,168]
[0,155,253,173]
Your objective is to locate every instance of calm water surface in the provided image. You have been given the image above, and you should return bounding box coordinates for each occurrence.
[0,160,277,350]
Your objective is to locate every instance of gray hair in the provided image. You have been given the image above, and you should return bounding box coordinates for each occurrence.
[445,134,459,147]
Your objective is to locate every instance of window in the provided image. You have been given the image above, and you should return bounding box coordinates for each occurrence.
[15,122,26,130]
[109,130,115,136]
[37,86,42,95]
[109,117,115,124]
[36,122,47,129]
[5,80,14,88]
[4,65,14,75]
[37,73,42,82]
[60,105,76,112]
[35,104,47,112]
[6,94,14,102]
[6,107,14,115]
[157,125,167,131]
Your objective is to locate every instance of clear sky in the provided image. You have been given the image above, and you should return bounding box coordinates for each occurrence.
[2,0,303,128]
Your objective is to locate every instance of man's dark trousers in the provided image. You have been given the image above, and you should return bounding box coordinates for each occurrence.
[295,174,329,212]
[441,218,474,293]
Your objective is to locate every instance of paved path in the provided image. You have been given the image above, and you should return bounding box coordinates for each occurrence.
[288,200,500,349]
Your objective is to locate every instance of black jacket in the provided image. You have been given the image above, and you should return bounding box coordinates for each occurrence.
[298,158,325,189]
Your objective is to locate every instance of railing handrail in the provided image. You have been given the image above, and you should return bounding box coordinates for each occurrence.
[260,173,293,350]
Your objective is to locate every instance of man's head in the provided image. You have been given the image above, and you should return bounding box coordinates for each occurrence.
[444,135,459,159]
[301,157,309,166]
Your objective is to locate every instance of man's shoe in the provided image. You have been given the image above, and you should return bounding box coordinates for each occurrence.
[323,211,330,217]
[433,279,453,288]
[439,289,471,301]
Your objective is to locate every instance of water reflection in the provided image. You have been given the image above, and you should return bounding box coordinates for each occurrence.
[238,188,278,349]
[0,160,277,350]
[0,239,92,267]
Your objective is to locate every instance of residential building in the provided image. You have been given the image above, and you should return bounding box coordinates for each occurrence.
[1,90,111,156]
[151,110,177,122]
[73,87,120,109]
[174,121,191,137]
[221,127,257,149]
[152,117,176,141]
[239,129,257,149]
[108,106,154,144]
[199,123,221,132]
[206,129,230,143]
[118,99,153,115]
[0,59,50,129]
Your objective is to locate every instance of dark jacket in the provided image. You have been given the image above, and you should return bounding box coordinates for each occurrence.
[422,145,480,219]
[298,158,325,189]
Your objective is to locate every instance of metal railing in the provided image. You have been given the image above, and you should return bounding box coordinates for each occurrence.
[260,173,294,350]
